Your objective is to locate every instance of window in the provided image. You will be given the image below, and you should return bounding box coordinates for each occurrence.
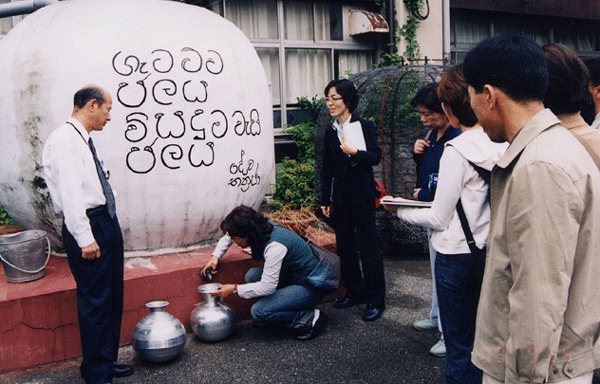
[225,0,278,39]
[216,0,379,127]
[256,47,281,106]
[285,48,331,104]
[337,50,373,78]
[451,9,600,64]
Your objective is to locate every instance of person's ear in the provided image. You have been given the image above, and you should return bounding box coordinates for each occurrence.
[86,99,99,113]
[482,84,497,110]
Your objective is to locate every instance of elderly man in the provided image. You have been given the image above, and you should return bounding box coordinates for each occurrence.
[463,36,600,384]
[42,85,133,384]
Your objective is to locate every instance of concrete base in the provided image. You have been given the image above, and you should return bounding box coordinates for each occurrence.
[0,228,337,373]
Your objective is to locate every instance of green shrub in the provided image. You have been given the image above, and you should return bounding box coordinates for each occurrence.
[272,104,319,211]
[272,157,316,211]
[0,204,14,226]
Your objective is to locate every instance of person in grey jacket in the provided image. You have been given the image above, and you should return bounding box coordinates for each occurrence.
[464,35,600,384]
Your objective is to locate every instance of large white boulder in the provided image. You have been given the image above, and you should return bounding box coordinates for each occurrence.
[0,0,274,252]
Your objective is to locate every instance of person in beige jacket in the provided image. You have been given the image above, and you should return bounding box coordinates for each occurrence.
[543,43,600,169]
[463,36,600,384]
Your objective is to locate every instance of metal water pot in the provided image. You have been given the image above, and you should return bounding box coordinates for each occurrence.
[190,283,236,342]
[132,301,186,363]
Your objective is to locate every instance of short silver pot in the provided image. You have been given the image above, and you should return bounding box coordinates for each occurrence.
[132,301,187,363]
[190,283,236,342]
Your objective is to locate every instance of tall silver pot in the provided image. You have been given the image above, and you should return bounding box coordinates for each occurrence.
[190,283,236,342]
[132,301,187,363]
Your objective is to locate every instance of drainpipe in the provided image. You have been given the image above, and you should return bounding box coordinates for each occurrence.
[442,0,451,63]
[387,0,395,53]
[0,0,58,19]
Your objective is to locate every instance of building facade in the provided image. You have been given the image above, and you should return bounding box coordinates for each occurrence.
[1,0,599,130]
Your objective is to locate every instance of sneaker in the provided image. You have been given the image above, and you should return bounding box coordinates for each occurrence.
[413,317,438,331]
[429,336,446,357]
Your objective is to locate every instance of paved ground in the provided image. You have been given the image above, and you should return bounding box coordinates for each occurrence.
[1,257,445,384]
[2,256,599,384]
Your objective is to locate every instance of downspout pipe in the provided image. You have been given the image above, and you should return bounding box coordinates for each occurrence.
[442,0,451,63]
[0,0,58,19]
[387,0,395,53]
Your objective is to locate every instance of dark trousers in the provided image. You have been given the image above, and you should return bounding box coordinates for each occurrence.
[62,207,124,384]
[331,200,385,308]
[435,251,484,384]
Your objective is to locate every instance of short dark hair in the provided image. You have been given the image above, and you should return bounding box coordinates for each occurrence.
[410,82,444,114]
[437,65,478,127]
[463,35,548,102]
[543,43,591,115]
[584,57,600,87]
[73,86,106,108]
[220,205,273,261]
[324,78,359,113]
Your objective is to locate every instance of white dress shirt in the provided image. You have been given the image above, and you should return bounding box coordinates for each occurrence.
[42,118,106,247]
[212,234,287,299]
[333,114,367,151]
[397,128,507,254]
[591,112,600,130]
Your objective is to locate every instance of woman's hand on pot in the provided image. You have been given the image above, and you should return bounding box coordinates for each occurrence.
[210,284,236,298]
[201,256,219,276]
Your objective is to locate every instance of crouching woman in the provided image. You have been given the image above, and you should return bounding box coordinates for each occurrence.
[201,205,329,341]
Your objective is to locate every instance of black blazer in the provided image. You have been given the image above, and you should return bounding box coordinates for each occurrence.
[320,115,381,205]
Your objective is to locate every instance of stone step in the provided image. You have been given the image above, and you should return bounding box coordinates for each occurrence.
[0,228,337,373]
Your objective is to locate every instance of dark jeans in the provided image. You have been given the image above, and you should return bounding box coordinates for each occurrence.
[246,268,323,332]
[435,251,485,384]
[62,207,124,384]
[331,200,385,308]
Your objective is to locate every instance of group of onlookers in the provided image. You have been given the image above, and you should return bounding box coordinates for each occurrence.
[388,37,600,384]
[320,35,600,384]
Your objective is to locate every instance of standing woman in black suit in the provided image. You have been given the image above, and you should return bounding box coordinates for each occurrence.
[320,78,385,321]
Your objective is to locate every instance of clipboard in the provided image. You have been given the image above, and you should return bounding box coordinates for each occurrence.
[381,195,432,208]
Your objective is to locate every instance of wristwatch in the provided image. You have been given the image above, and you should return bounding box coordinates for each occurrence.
[233,284,238,296]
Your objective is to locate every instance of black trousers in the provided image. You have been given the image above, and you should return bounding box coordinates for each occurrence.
[62,207,124,384]
[331,200,385,308]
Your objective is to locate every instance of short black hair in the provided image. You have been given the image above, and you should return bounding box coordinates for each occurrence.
[324,78,359,113]
[584,57,600,87]
[410,82,444,114]
[463,35,548,102]
[73,86,106,108]
[543,43,591,115]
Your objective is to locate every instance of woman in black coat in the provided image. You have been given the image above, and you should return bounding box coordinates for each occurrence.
[320,78,385,321]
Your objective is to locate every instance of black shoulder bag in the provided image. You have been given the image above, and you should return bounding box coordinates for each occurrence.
[456,161,491,257]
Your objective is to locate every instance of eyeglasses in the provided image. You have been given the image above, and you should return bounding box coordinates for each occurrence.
[325,96,343,102]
